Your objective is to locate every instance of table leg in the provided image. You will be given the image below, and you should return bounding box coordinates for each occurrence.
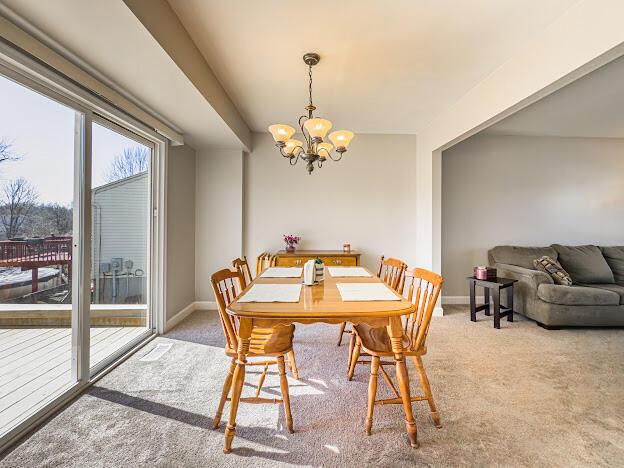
[508,286,514,322]
[347,330,356,374]
[469,280,476,322]
[483,287,491,316]
[387,316,418,448]
[493,287,501,329]
[224,317,252,453]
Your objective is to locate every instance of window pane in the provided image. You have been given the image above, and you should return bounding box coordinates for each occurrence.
[90,121,151,370]
[0,74,77,437]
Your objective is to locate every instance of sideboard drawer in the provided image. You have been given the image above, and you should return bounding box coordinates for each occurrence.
[275,257,313,267]
[321,256,357,266]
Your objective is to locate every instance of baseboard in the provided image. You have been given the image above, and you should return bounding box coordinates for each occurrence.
[194,301,217,310]
[442,296,486,305]
[165,302,196,332]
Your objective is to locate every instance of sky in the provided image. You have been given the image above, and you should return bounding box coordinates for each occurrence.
[0,74,149,205]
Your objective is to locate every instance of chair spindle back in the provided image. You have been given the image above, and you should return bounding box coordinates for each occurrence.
[402,268,444,352]
[211,268,244,351]
[232,256,253,288]
[377,256,408,292]
[255,252,272,276]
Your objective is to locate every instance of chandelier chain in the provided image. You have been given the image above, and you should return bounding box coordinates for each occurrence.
[308,64,313,108]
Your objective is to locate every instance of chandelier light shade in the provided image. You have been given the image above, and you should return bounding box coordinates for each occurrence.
[316,143,333,158]
[284,139,304,155]
[328,130,354,152]
[268,52,354,174]
[268,124,295,143]
[303,118,332,140]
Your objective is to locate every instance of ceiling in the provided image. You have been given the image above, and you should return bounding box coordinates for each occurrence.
[0,0,585,149]
[167,0,579,134]
[483,54,624,138]
[0,0,243,149]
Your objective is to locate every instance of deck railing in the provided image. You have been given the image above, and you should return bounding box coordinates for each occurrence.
[0,237,72,267]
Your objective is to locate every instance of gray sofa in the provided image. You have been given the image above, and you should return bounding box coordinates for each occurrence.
[488,245,624,328]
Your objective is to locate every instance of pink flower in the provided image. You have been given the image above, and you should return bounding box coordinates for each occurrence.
[283,234,301,245]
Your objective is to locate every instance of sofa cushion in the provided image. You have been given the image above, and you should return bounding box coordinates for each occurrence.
[580,283,624,305]
[601,246,624,284]
[537,284,620,306]
[533,256,573,286]
[551,244,614,284]
[489,246,558,270]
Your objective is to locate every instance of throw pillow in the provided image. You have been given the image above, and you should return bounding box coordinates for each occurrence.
[534,256,573,286]
[551,244,615,284]
[601,246,624,284]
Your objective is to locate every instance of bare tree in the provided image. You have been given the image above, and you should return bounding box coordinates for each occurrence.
[0,139,20,164]
[47,203,72,236]
[105,147,149,182]
[0,178,38,239]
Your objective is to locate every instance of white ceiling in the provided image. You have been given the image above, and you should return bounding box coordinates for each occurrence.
[167,0,579,134]
[0,0,243,149]
[483,55,624,138]
[1,0,588,148]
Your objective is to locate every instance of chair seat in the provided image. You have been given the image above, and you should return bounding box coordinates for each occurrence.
[353,323,425,356]
[226,324,295,356]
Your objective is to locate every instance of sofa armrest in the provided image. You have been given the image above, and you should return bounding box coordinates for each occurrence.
[493,263,553,316]
[494,263,553,288]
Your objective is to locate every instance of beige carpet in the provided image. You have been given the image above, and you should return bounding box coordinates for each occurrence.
[2,306,623,467]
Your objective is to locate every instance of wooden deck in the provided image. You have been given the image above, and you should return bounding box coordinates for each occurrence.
[0,326,147,437]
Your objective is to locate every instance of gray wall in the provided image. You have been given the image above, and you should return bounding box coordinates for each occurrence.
[244,133,417,272]
[442,134,624,296]
[195,148,243,301]
[166,144,197,318]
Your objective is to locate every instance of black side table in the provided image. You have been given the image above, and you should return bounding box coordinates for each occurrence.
[467,277,517,329]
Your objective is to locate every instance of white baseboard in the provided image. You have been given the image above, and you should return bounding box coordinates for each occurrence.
[194,301,217,310]
[165,301,217,332]
[165,302,196,332]
[442,296,486,305]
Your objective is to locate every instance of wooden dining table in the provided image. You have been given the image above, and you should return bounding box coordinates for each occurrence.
[225,267,419,452]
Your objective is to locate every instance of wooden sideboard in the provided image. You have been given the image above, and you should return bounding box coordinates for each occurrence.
[272,250,361,267]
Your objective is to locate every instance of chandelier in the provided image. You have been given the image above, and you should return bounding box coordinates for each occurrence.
[268,53,354,174]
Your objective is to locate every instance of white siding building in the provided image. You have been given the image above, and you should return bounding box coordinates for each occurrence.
[91,172,149,304]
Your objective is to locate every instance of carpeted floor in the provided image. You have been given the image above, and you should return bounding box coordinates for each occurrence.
[2,306,623,467]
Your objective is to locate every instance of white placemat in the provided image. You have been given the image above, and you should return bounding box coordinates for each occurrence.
[337,283,400,301]
[260,267,303,278]
[237,284,302,303]
[328,267,372,277]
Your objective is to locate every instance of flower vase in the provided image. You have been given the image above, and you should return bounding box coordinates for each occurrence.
[286,244,296,253]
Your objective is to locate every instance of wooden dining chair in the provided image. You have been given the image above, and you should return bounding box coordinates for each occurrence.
[232,256,253,288]
[352,268,444,434]
[377,256,409,292]
[232,256,299,379]
[255,252,273,277]
[211,268,299,432]
[337,256,408,347]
